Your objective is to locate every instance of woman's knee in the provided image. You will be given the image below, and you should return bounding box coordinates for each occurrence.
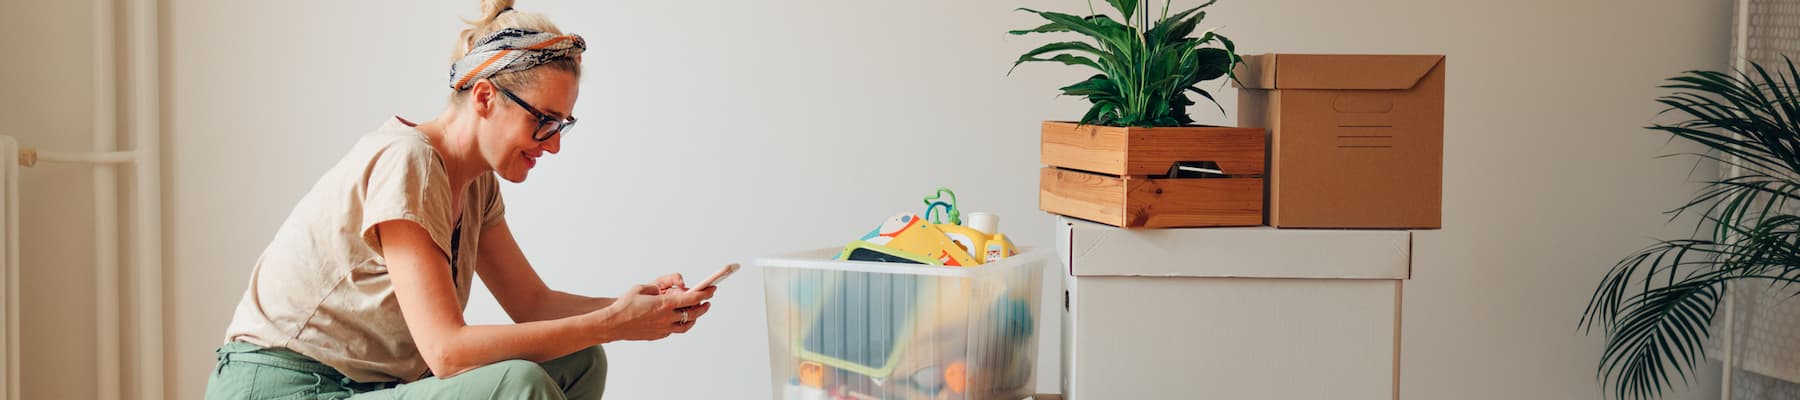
[550,345,606,378]
[579,345,606,378]
[489,359,560,393]
[564,345,607,399]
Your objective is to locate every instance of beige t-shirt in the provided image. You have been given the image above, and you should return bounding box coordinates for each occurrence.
[223,117,506,383]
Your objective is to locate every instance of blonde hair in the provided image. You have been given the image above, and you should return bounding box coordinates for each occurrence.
[450,0,581,102]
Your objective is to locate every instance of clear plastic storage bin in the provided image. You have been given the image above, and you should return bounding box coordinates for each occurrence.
[756,247,1046,400]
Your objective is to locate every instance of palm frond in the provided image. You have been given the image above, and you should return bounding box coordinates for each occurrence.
[1584,58,1800,400]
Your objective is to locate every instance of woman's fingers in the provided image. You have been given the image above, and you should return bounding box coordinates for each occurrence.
[633,283,660,296]
[683,302,712,321]
[671,302,712,333]
[654,273,686,291]
[676,286,715,308]
[676,302,710,319]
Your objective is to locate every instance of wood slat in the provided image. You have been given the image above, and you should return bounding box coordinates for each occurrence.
[1125,128,1266,176]
[1041,167,1264,228]
[1039,167,1124,226]
[1123,177,1264,228]
[1041,122,1128,176]
[1040,121,1266,177]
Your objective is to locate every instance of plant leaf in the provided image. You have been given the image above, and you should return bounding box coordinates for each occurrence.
[1010,41,1110,74]
[1017,53,1102,71]
[1060,75,1119,97]
[1105,0,1139,21]
[1192,48,1232,82]
[1008,21,1072,35]
[1148,5,1206,44]
[1015,8,1133,51]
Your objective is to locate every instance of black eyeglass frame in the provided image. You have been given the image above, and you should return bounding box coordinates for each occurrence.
[491,82,577,142]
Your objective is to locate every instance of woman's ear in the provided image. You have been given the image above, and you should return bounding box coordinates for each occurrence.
[470,80,499,118]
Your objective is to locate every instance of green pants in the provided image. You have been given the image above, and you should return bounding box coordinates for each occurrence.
[204,342,607,400]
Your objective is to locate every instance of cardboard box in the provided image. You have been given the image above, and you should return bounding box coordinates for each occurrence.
[1056,217,1409,400]
[1237,54,1445,229]
[1038,121,1266,228]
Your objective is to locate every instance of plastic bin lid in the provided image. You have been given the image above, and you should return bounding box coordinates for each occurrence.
[751,247,1047,277]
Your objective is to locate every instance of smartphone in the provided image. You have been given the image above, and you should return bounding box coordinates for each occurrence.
[688,264,739,293]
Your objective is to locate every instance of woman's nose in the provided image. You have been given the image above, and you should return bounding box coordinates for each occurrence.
[543,132,562,154]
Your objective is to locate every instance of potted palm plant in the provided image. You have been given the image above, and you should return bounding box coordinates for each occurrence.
[1581,60,1800,400]
[1013,0,1267,228]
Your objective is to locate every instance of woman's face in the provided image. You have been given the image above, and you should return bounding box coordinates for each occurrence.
[482,70,580,183]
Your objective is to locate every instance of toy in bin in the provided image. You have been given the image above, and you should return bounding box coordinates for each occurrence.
[778,188,1033,400]
[839,213,977,266]
[836,188,1015,267]
[792,270,926,379]
[944,212,1016,264]
[783,274,1035,400]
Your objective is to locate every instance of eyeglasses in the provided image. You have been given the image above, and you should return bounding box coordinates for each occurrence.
[491,82,577,142]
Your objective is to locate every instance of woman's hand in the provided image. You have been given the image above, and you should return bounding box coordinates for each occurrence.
[589,282,715,341]
[653,273,687,294]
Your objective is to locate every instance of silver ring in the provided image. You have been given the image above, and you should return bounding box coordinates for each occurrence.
[680,310,690,324]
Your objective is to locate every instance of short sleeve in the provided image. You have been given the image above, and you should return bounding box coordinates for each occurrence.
[357,141,456,260]
[477,173,506,229]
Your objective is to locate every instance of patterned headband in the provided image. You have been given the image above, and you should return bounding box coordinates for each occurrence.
[448,27,585,91]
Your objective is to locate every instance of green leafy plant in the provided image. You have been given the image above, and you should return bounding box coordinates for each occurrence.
[1580,59,1800,400]
[1009,0,1240,127]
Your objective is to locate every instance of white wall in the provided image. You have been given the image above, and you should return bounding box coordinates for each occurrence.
[0,1,105,400]
[161,1,1732,400]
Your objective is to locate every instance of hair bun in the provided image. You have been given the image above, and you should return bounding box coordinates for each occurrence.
[478,0,518,25]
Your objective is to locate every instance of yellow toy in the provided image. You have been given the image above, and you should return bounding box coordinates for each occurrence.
[851,212,979,267]
[937,223,990,263]
[943,212,1017,264]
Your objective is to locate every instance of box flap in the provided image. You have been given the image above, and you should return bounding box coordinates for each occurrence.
[1236,54,1444,91]
[1059,216,1411,279]
[1236,54,1280,90]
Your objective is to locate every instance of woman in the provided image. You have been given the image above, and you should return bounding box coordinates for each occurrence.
[204,1,714,399]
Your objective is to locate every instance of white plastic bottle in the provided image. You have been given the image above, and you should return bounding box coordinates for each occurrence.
[965,212,1015,262]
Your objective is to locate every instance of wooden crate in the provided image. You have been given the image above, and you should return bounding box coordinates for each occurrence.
[1038,121,1266,228]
